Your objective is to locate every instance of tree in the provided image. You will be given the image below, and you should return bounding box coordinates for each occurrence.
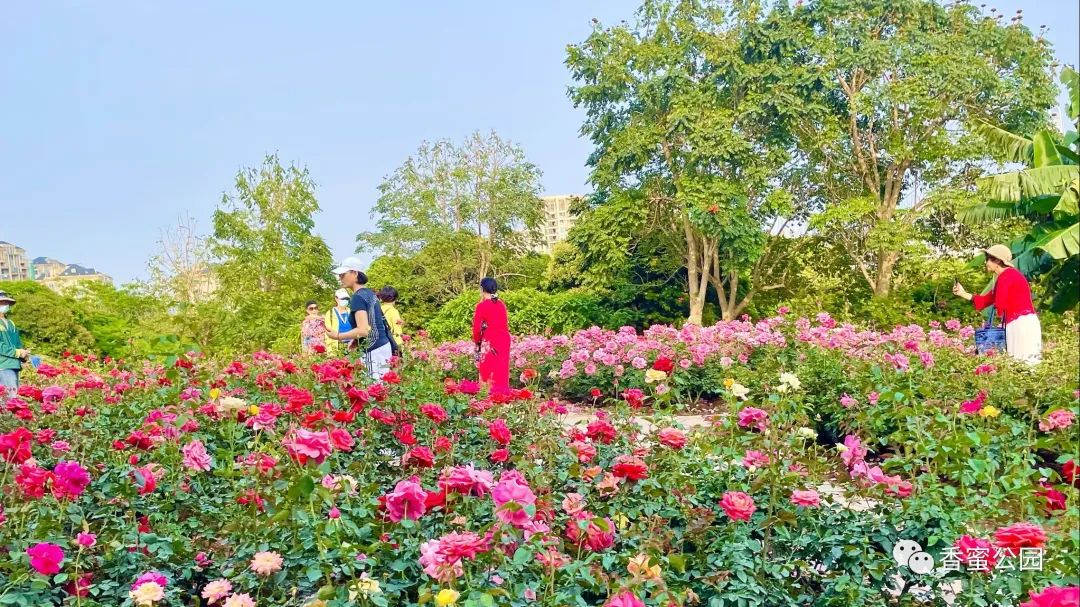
[146,213,216,306]
[2,281,95,357]
[545,196,688,327]
[210,155,334,352]
[567,0,810,323]
[359,131,544,294]
[959,67,1080,311]
[785,0,1057,296]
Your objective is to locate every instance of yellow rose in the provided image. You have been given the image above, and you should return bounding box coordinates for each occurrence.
[979,405,1001,418]
[248,405,260,416]
[209,388,221,400]
[723,377,735,389]
[356,575,380,594]
[435,589,460,607]
[628,553,662,581]
[613,512,630,530]
[644,369,668,383]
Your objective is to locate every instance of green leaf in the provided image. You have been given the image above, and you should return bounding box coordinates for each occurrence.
[1032,130,1063,168]
[512,547,532,566]
[288,475,315,500]
[977,165,1079,203]
[1032,221,1080,259]
[972,118,1032,164]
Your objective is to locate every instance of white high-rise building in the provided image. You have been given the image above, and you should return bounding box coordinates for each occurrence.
[535,195,581,254]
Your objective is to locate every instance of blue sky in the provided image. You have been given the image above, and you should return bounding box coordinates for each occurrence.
[2,1,1077,285]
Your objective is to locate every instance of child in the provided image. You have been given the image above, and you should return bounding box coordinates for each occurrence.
[377,286,404,341]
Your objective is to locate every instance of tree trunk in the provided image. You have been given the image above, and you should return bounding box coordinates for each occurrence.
[873,250,899,297]
[683,217,712,326]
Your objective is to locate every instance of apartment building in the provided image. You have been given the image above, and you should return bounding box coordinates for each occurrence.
[535,195,581,254]
[0,241,31,281]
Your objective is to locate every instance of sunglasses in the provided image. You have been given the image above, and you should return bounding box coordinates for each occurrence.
[307,306,318,311]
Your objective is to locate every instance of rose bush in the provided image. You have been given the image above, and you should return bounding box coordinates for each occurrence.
[0,314,1076,606]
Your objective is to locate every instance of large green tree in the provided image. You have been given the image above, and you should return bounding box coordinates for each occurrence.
[359,131,544,296]
[210,155,334,352]
[784,0,1057,296]
[567,0,813,323]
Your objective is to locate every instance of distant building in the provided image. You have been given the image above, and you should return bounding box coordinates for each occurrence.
[0,241,31,281]
[31,257,67,280]
[41,264,113,291]
[534,195,582,254]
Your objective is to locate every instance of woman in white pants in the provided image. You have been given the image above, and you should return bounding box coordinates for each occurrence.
[953,244,1042,365]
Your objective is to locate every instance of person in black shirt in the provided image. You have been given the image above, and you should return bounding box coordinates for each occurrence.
[327,257,394,379]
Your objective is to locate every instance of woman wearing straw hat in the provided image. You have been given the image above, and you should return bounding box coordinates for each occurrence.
[952,244,1042,365]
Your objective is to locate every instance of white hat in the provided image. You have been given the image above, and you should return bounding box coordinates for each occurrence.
[332,256,365,275]
[983,244,1015,267]
[334,288,350,300]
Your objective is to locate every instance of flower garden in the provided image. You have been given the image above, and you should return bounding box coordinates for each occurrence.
[1,313,1078,607]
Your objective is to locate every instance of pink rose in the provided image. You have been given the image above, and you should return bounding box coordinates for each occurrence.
[657,427,687,449]
[1020,585,1079,607]
[182,440,213,472]
[384,479,427,522]
[27,542,64,575]
[737,407,768,432]
[790,490,820,507]
[606,590,646,607]
[719,491,756,522]
[562,492,586,515]
[491,477,536,528]
[283,428,332,465]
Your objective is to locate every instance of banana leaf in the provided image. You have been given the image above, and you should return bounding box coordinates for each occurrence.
[976,165,1079,203]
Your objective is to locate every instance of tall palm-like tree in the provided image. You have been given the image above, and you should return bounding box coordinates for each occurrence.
[959,67,1079,312]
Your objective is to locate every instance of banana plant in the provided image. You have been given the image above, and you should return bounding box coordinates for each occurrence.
[958,67,1080,312]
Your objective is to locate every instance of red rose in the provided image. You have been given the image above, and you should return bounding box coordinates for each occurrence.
[652,357,675,373]
[954,535,998,571]
[612,455,649,481]
[329,428,355,452]
[585,419,617,444]
[490,448,510,463]
[434,436,454,454]
[420,403,448,424]
[1038,484,1068,512]
[406,447,434,468]
[994,522,1047,550]
[393,423,417,446]
[1062,460,1079,487]
[489,419,513,446]
[590,388,602,399]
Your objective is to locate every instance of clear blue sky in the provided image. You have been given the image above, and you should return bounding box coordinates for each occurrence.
[2,1,1077,285]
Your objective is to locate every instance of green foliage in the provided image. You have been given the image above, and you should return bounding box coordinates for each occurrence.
[359,131,544,305]
[1,281,95,357]
[779,0,1057,295]
[209,154,334,352]
[424,288,625,342]
[566,0,804,320]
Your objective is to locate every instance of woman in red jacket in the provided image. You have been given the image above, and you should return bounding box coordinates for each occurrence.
[472,277,511,395]
[953,244,1042,365]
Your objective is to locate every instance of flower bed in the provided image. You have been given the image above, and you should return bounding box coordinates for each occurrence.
[0,315,1078,606]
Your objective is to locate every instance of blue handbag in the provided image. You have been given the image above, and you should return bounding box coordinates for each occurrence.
[974,305,1006,354]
